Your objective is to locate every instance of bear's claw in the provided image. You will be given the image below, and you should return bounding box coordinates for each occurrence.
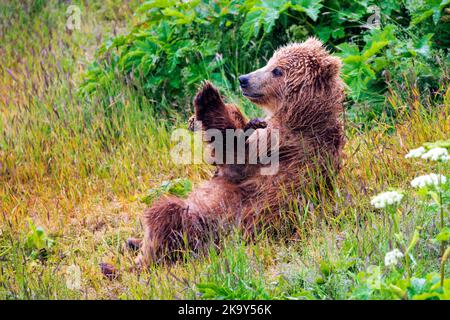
[244,118,268,131]
[187,115,201,132]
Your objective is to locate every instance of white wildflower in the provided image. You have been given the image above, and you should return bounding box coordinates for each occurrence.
[405,146,426,159]
[421,147,449,162]
[384,249,404,267]
[410,173,447,188]
[370,191,404,209]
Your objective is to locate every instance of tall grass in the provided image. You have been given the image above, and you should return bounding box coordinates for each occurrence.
[0,1,449,299]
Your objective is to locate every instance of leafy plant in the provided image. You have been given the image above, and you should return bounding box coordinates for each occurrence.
[353,270,450,299]
[24,220,54,261]
[337,25,395,101]
[141,178,192,204]
[355,140,450,299]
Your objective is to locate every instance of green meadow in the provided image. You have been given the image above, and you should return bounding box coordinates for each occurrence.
[0,0,449,299]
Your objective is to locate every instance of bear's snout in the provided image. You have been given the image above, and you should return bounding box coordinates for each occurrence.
[238,75,250,88]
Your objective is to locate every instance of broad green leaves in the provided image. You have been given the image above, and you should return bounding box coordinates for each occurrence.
[82,0,449,123]
[25,219,54,260]
[291,0,323,21]
[241,0,323,43]
[241,1,287,43]
[337,25,397,100]
[410,0,450,25]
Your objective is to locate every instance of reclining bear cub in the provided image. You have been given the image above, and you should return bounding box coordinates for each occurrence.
[130,37,345,266]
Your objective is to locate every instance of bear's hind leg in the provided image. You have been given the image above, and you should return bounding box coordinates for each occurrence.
[140,196,186,265]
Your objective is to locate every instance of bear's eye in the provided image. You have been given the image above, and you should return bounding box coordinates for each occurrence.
[272,67,283,77]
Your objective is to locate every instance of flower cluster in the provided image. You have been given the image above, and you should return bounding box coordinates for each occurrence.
[384,249,404,267]
[410,174,447,188]
[405,147,425,159]
[370,191,404,209]
[421,147,449,162]
[405,146,449,162]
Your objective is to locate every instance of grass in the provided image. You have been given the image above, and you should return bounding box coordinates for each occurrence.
[0,1,449,299]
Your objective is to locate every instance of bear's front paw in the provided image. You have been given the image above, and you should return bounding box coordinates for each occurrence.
[188,114,203,132]
[194,81,223,115]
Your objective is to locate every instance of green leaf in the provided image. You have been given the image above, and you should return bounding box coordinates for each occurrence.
[241,0,291,44]
[362,41,388,60]
[408,277,427,296]
[291,0,323,21]
[137,0,178,13]
[316,26,332,42]
[410,0,450,25]
[411,9,434,25]
[336,43,360,58]
[414,34,434,58]
[24,219,54,259]
[412,292,440,300]
[436,228,450,242]
[242,9,263,43]
[315,277,325,285]
[389,284,406,299]
[320,260,332,277]
[162,8,195,24]
[141,178,192,204]
[406,229,420,254]
[372,56,388,72]
[331,27,345,39]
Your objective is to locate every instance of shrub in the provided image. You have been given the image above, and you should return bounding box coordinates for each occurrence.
[81,0,450,123]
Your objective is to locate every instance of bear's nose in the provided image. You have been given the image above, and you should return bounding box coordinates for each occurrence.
[239,75,249,88]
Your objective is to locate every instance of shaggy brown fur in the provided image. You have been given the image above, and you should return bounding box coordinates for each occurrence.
[138,38,345,265]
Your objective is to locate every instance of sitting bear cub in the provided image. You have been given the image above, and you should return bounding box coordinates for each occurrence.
[128,37,345,266]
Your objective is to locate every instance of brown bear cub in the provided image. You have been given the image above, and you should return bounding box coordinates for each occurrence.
[129,37,345,266]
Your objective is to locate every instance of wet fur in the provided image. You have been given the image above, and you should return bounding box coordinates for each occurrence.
[139,38,345,265]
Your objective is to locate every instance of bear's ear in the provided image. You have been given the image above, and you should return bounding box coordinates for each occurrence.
[303,37,324,49]
[322,55,342,79]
